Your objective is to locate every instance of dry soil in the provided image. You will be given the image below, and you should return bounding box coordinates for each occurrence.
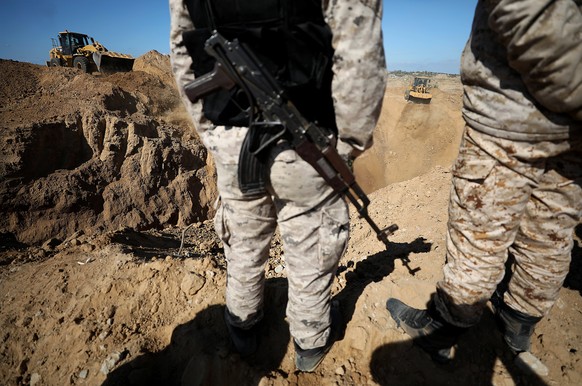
[0,58,580,386]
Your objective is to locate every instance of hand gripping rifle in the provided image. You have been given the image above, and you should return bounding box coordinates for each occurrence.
[184,33,418,275]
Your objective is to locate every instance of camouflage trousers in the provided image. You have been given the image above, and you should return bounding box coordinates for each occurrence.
[201,125,349,350]
[435,126,582,327]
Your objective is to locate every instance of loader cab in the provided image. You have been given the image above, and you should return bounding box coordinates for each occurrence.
[412,77,431,91]
[58,32,91,55]
[405,76,433,103]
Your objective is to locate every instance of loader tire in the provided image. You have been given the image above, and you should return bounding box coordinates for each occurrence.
[50,58,62,67]
[73,56,90,73]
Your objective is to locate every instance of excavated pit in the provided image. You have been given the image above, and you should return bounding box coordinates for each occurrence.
[0,57,217,245]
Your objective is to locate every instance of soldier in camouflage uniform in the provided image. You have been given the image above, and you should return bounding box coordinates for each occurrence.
[387,0,582,365]
[169,0,386,371]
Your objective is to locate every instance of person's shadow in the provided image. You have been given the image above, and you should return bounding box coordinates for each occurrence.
[368,225,582,386]
[102,277,291,386]
[334,237,431,325]
[564,224,582,296]
[370,306,549,386]
[102,237,432,385]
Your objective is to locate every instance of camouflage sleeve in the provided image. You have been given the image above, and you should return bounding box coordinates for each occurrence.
[323,0,387,156]
[169,0,210,133]
[486,0,582,121]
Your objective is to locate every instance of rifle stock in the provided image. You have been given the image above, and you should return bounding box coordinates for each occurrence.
[184,32,418,275]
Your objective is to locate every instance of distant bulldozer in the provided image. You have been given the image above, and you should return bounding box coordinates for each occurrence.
[47,31,134,74]
[405,76,432,104]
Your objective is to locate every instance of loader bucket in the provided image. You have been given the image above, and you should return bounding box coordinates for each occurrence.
[93,52,134,73]
[408,90,432,104]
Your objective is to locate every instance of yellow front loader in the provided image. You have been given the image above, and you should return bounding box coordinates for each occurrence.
[47,31,134,74]
[405,76,433,104]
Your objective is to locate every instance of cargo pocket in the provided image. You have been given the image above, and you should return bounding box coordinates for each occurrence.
[451,138,498,210]
[318,204,350,272]
[214,199,232,249]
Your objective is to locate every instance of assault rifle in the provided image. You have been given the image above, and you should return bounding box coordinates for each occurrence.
[184,32,418,275]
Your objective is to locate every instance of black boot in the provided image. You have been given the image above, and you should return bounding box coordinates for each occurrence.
[295,302,343,372]
[386,298,466,363]
[491,292,541,353]
[224,308,260,357]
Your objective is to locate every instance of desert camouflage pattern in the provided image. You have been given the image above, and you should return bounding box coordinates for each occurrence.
[435,126,582,328]
[169,0,385,349]
[205,125,349,348]
[461,0,582,141]
[322,0,386,153]
[169,0,386,154]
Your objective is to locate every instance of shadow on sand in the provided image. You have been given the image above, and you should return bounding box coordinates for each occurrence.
[102,237,432,385]
[370,306,549,386]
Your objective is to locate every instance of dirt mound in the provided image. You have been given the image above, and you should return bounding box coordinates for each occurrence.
[1,166,580,385]
[0,58,216,245]
[133,50,178,89]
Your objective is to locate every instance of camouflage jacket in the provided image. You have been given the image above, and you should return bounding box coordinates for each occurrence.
[169,0,386,156]
[461,0,582,141]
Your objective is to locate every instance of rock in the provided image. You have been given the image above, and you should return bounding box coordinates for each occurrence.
[180,273,206,296]
[78,369,88,379]
[100,351,126,375]
[30,373,41,385]
[515,351,549,378]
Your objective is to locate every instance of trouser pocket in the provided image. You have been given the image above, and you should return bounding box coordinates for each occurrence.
[318,203,349,272]
[214,199,231,249]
